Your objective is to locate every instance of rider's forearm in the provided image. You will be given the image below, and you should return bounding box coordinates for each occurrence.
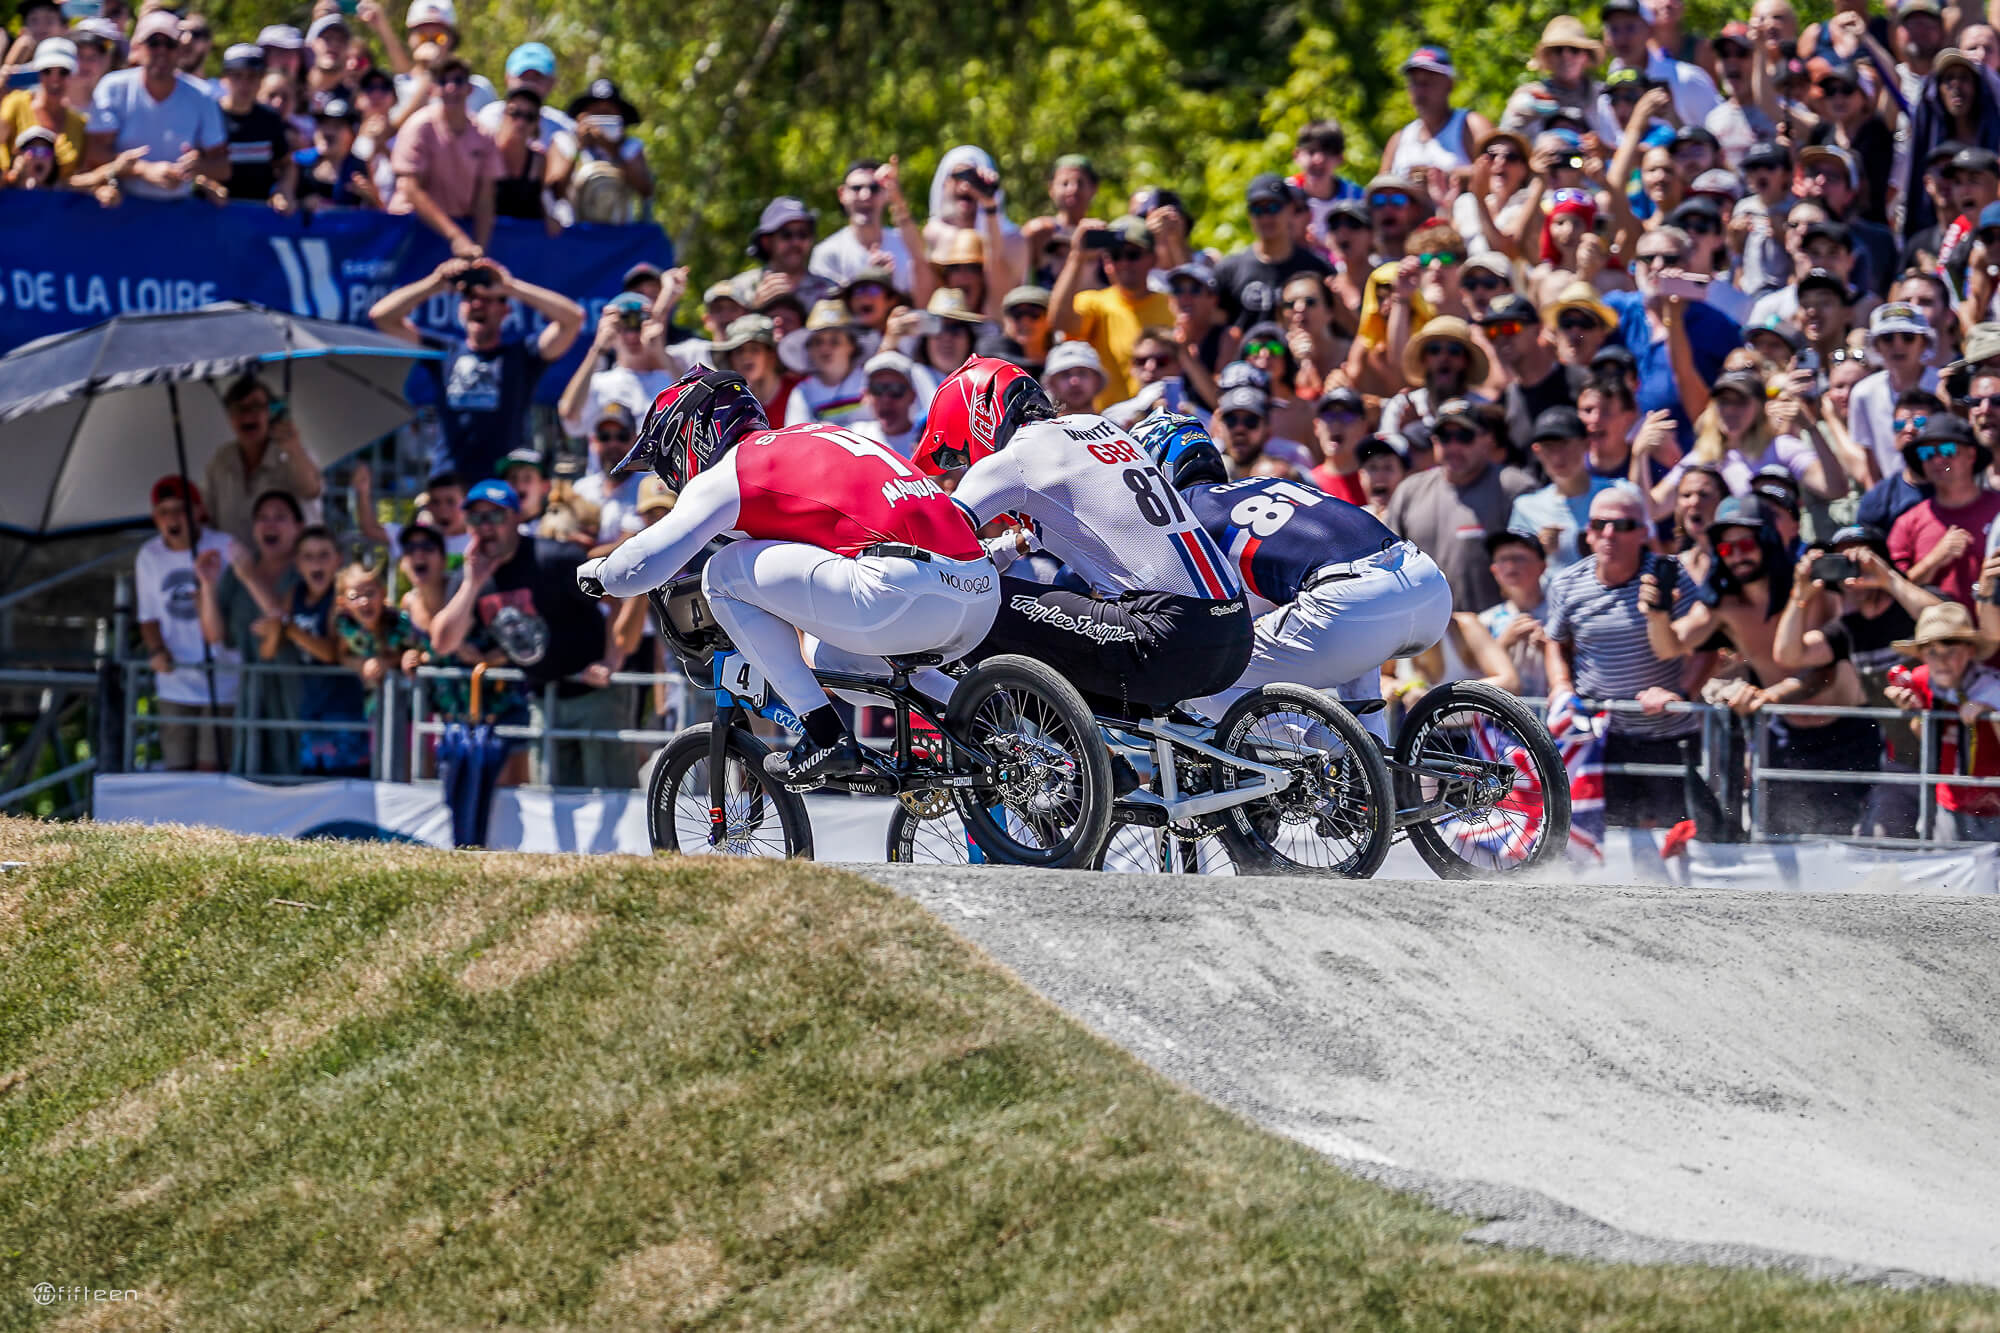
[595,471,739,597]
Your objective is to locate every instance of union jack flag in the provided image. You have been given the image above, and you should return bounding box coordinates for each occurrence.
[1435,691,1605,869]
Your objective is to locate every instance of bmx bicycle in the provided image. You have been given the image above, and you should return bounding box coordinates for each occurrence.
[641,564,1112,867]
[890,679,1569,880]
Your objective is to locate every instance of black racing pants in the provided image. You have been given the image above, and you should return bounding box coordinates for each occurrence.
[972,577,1254,710]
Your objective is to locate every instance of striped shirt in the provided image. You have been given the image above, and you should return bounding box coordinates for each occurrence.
[1545,555,1700,738]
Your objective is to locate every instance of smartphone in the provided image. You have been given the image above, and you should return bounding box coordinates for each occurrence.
[1080,227,1120,251]
[1795,347,1820,373]
[952,164,994,193]
[338,0,360,11]
[1812,553,1859,585]
[1656,272,1711,299]
[268,398,289,423]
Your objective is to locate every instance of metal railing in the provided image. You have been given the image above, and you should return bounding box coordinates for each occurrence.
[21,658,2000,848]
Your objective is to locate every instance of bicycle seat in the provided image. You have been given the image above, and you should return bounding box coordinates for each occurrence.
[1346,698,1387,716]
[1084,693,1168,725]
[885,652,945,670]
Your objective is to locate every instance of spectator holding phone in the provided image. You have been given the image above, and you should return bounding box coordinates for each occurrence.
[557,289,681,447]
[1049,214,1170,410]
[202,375,325,548]
[1776,523,1941,838]
[138,477,237,773]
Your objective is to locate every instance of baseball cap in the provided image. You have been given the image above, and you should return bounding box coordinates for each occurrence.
[1953,146,2000,178]
[1979,201,2000,237]
[1869,300,1935,342]
[1401,44,1456,79]
[747,196,816,253]
[1217,386,1271,418]
[606,291,649,317]
[31,37,75,72]
[1530,405,1587,443]
[1106,215,1153,249]
[1796,267,1850,301]
[1327,197,1373,227]
[1740,140,1791,171]
[13,124,56,152]
[1802,218,1854,250]
[315,95,358,124]
[1671,124,1720,153]
[863,350,918,383]
[495,447,548,477]
[1915,413,1976,447]
[505,41,557,79]
[399,522,445,551]
[405,0,458,28]
[1800,143,1860,188]
[1899,0,1944,18]
[254,23,302,50]
[1478,293,1539,326]
[68,19,122,50]
[1711,494,1769,533]
[1826,523,1892,562]
[221,42,264,70]
[1601,0,1644,15]
[1668,197,1723,228]
[1485,528,1544,557]
[305,14,349,42]
[1743,317,1805,354]
[1161,260,1220,291]
[465,478,520,511]
[1711,368,1770,401]
[1002,285,1051,310]
[592,401,637,433]
[1590,344,1638,374]
[1318,385,1364,416]
[1217,361,1271,393]
[133,10,181,44]
[1749,466,1802,514]
[1690,169,1746,201]
[1434,396,1479,427]
[1043,340,1106,380]
[620,262,662,292]
[1355,434,1408,466]
[1246,172,1294,206]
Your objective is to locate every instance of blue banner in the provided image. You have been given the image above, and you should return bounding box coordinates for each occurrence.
[0,191,673,406]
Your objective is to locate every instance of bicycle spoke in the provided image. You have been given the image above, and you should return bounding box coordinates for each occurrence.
[668,756,791,857]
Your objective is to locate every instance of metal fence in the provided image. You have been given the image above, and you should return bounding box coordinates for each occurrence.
[15,658,2000,847]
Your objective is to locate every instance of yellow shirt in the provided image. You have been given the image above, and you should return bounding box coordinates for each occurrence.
[1072,284,1173,409]
[0,90,86,181]
[1356,260,1435,349]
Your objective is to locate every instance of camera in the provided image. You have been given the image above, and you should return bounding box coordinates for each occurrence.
[1080,227,1121,251]
[1811,553,1859,586]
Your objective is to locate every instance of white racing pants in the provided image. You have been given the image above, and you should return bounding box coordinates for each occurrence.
[701,540,1000,716]
[1187,540,1452,740]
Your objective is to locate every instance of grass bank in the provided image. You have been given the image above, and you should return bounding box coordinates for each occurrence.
[0,819,1994,1330]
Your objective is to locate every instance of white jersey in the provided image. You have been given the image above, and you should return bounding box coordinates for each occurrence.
[950,415,1241,601]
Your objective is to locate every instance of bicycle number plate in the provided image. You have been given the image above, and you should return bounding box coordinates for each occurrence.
[715,652,768,707]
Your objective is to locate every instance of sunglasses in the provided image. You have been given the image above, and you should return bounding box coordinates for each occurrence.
[1878,331,1924,345]
[1288,295,1324,309]
[465,508,512,526]
[1434,426,1477,445]
[1818,81,1859,97]
[595,428,633,442]
[506,106,537,121]
[1319,403,1360,421]
[942,262,982,276]
[1916,441,1962,460]
[1591,516,1643,533]
[1169,282,1208,298]
[1462,273,1505,292]
[1221,413,1264,430]
[1962,394,2000,411]
[1248,200,1287,217]
[437,74,472,88]
[1368,192,1412,208]
[843,181,883,196]
[1486,149,1525,166]
[867,379,910,398]
[1714,535,1761,557]
[1483,319,1526,338]
[1416,252,1460,268]
[773,226,815,242]
[1328,214,1371,231]
[1242,339,1287,358]
[143,35,177,50]
[1637,251,1684,267]
[1683,217,1719,235]
[1895,414,1929,433]
[402,541,442,556]
[1133,352,1174,368]
[1423,341,1467,357]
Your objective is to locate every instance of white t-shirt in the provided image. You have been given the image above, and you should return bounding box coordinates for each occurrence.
[564,363,679,448]
[135,530,241,706]
[783,367,872,426]
[1849,367,1941,485]
[574,471,642,543]
[809,225,916,295]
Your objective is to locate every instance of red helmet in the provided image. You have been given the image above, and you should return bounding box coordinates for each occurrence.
[912,355,1054,476]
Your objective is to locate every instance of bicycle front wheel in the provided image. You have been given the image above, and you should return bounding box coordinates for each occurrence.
[1393,681,1570,879]
[649,725,813,859]
[885,799,975,864]
[946,654,1112,868]
[1211,684,1393,878]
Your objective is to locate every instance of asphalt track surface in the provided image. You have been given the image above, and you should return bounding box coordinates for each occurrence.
[861,864,2000,1288]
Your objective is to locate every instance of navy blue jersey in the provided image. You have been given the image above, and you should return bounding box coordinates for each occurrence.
[1182,476,1399,605]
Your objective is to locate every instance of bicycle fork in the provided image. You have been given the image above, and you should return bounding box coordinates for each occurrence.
[707,701,739,848]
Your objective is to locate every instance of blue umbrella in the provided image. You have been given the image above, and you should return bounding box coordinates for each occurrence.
[436,663,508,848]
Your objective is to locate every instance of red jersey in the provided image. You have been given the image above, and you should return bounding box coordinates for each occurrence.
[1906,662,2000,816]
[730,422,983,560]
[1310,463,1367,506]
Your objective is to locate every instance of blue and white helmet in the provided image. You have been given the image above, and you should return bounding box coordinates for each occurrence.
[1129,411,1227,489]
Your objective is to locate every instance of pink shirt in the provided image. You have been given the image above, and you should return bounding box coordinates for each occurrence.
[388,103,497,219]
[1888,489,2000,609]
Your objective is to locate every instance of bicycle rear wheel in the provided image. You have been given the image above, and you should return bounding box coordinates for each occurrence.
[649,725,813,859]
[947,654,1112,868]
[1211,684,1393,878]
[1393,680,1570,880]
[885,799,975,864]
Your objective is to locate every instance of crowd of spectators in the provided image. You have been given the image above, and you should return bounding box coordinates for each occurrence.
[93,0,2000,839]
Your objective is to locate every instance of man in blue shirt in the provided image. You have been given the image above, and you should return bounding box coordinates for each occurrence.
[370,258,584,479]
[1509,406,1638,573]
[1602,226,1741,446]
